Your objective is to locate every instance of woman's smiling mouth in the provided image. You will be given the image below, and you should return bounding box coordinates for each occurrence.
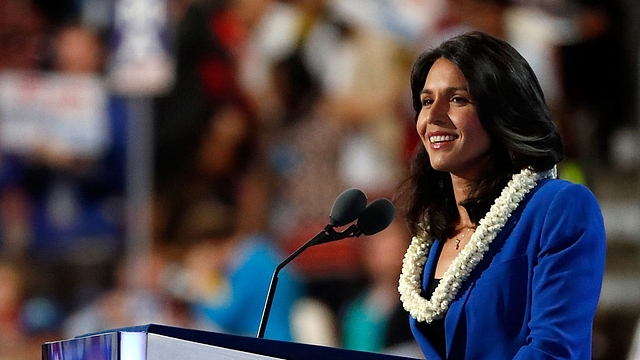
[429,134,459,143]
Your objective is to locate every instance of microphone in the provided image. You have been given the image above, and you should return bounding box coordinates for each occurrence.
[353,198,397,236]
[313,197,397,245]
[329,188,368,226]
[256,188,367,338]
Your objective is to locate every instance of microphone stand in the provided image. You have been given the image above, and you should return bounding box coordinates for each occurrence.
[255,196,396,338]
[256,224,353,338]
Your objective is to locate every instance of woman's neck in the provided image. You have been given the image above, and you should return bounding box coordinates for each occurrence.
[450,173,475,228]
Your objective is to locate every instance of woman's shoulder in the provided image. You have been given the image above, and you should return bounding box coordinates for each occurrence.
[531,178,598,204]
[526,178,606,256]
[524,178,603,226]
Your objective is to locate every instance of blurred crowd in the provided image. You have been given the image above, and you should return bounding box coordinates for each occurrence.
[0,0,637,359]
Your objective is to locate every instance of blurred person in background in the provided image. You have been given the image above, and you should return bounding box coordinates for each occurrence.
[0,0,49,265]
[16,22,128,314]
[162,197,304,341]
[232,0,354,317]
[340,217,420,357]
[0,13,129,333]
[153,0,273,199]
[153,81,302,342]
[302,1,410,199]
[152,0,274,261]
[0,1,104,354]
[153,101,266,248]
[62,247,190,338]
[148,0,305,342]
[238,0,414,318]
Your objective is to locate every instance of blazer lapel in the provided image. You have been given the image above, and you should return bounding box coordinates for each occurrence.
[443,211,522,357]
[416,240,445,360]
[422,240,442,290]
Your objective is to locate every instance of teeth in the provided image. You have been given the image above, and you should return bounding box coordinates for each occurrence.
[429,135,457,143]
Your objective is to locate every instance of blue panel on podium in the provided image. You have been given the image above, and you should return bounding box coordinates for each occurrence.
[42,331,119,360]
[43,324,420,360]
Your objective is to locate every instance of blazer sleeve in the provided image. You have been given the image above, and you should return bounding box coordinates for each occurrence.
[514,184,606,359]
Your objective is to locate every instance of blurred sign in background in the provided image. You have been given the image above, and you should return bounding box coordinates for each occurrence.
[0,71,110,158]
[107,0,174,96]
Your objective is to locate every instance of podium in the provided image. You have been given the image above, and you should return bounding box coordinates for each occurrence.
[42,323,420,360]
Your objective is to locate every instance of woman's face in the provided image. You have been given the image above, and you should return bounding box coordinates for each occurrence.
[416,57,491,178]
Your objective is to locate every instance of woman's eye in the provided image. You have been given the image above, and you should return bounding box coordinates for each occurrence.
[451,96,470,104]
[421,98,433,107]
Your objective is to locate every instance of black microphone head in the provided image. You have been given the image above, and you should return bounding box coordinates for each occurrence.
[329,188,367,226]
[356,198,396,236]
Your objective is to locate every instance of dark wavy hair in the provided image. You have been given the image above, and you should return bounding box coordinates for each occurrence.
[396,31,563,240]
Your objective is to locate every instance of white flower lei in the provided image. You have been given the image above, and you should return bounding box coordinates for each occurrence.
[398,167,556,323]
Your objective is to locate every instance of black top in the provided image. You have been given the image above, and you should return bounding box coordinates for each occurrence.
[415,278,446,358]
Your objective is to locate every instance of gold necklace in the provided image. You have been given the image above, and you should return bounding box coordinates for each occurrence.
[454,228,474,250]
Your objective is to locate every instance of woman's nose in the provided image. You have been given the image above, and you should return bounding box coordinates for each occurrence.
[426,98,448,124]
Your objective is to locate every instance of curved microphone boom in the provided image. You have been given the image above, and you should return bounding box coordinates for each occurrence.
[257,188,367,338]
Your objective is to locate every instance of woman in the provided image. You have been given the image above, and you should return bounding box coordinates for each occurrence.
[396,31,606,359]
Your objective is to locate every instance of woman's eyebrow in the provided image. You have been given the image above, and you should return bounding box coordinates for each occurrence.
[419,86,469,96]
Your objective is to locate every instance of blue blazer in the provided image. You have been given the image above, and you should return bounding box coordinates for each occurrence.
[410,179,606,359]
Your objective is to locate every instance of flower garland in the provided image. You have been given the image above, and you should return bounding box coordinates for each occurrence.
[398,167,556,323]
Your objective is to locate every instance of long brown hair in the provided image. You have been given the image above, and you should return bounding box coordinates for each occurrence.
[395,31,563,241]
